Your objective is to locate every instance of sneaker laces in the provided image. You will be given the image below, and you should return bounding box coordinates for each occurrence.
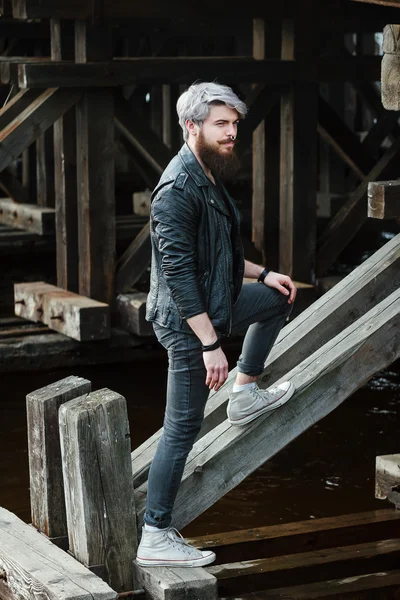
[250,384,282,402]
[163,527,201,556]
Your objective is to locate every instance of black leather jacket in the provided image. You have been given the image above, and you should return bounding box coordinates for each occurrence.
[146,143,244,337]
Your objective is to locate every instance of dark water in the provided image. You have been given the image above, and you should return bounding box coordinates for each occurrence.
[1,350,399,538]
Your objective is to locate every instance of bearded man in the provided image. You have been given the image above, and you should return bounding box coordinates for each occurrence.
[137,82,297,567]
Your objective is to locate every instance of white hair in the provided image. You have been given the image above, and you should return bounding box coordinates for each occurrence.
[176,81,247,141]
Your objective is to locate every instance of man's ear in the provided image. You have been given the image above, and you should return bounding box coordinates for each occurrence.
[185,119,198,137]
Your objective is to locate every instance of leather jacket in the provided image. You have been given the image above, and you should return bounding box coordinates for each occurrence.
[146,143,244,337]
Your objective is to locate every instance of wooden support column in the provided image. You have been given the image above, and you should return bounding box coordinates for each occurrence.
[75,21,115,305]
[162,83,181,153]
[22,144,36,203]
[59,388,137,592]
[280,7,318,283]
[51,18,79,293]
[252,19,281,269]
[382,24,400,110]
[36,127,55,208]
[26,376,91,542]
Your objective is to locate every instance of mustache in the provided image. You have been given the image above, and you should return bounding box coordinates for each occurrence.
[219,139,236,145]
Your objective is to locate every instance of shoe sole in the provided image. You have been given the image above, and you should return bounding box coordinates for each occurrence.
[228,382,295,426]
[136,552,216,568]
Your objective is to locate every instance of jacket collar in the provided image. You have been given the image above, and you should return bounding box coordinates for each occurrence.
[178,143,211,188]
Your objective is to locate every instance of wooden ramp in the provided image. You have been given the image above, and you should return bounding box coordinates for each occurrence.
[132,233,400,531]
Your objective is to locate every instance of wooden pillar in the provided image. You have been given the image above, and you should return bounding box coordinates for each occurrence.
[22,144,36,203]
[75,21,115,305]
[382,24,400,111]
[36,127,55,208]
[59,388,137,592]
[51,18,79,293]
[162,84,181,153]
[280,6,318,283]
[252,19,281,269]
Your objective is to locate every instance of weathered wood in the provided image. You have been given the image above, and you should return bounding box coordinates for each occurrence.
[22,143,36,203]
[59,388,137,592]
[0,88,82,175]
[131,233,400,488]
[17,57,382,88]
[207,539,400,595]
[36,128,55,208]
[133,191,151,216]
[368,180,400,219]
[135,287,400,529]
[188,509,400,565]
[0,198,54,234]
[116,292,153,337]
[14,281,59,322]
[316,134,400,277]
[133,563,217,600]
[116,222,151,294]
[0,507,116,600]
[26,375,91,538]
[42,290,110,341]
[76,90,115,305]
[162,84,181,152]
[376,454,400,499]
[0,88,42,132]
[0,168,28,203]
[280,15,318,283]
[353,0,400,5]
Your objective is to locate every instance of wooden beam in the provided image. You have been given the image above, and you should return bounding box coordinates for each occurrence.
[316,135,400,277]
[207,539,400,595]
[317,95,376,179]
[116,292,153,337]
[17,57,382,89]
[135,287,400,529]
[368,179,400,218]
[0,507,116,600]
[131,232,400,488]
[116,222,151,294]
[0,198,54,234]
[382,24,400,110]
[0,168,28,203]
[352,0,400,6]
[376,454,400,501]
[59,389,137,592]
[0,88,81,175]
[26,376,91,539]
[36,127,55,208]
[133,563,217,600]
[0,88,42,131]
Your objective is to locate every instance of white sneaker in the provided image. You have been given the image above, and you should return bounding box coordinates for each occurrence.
[136,526,216,567]
[227,381,295,426]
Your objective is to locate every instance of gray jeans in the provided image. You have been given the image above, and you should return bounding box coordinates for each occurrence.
[144,283,292,529]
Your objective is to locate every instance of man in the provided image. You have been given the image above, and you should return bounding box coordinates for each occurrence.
[136,82,296,568]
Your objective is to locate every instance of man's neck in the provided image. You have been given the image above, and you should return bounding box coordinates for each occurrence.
[186,140,215,185]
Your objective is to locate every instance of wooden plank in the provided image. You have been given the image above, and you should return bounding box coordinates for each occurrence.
[0,87,82,175]
[133,563,217,600]
[207,539,400,595]
[219,570,400,599]
[376,454,400,499]
[368,180,400,219]
[316,135,400,277]
[26,376,91,538]
[188,509,400,565]
[59,388,137,592]
[0,507,116,600]
[135,288,400,529]
[0,198,54,234]
[131,233,400,488]
[318,96,375,179]
[17,57,382,88]
[42,290,110,341]
[352,0,400,6]
[0,88,42,132]
[116,221,151,294]
[116,292,153,337]
[14,281,60,322]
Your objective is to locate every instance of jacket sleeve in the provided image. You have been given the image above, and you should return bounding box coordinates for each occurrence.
[151,189,205,320]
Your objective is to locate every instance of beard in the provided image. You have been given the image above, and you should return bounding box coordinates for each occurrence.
[197,130,241,182]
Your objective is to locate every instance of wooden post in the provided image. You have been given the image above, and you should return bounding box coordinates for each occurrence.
[280,6,318,283]
[162,84,181,153]
[36,128,55,208]
[252,19,281,269]
[75,21,115,305]
[51,18,79,293]
[26,376,91,542]
[382,24,400,110]
[376,454,400,505]
[22,144,36,203]
[59,388,137,592]
[368,180,400,219]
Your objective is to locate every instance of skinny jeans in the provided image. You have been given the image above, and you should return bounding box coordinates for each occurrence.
[144,282,293,529]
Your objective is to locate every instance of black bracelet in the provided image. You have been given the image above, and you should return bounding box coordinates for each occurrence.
[202,338,221,352]
[257,268,270,283]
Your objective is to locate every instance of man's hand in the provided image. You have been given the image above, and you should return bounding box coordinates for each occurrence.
[264,271,297,304]
[203,347,229,391]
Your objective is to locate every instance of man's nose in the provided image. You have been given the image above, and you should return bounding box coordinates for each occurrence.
[226,124,237,138]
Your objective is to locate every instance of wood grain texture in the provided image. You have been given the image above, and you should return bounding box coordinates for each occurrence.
[0,198,55,234]
[116,292,153,337]
[133,563,217,600]
[131,234,400,488]
[59,389,137,592]
[14,281,59,322]
[26,376,91,538]
[135,288,400,529]
[0,507,116,600]
[368,180,400,218]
